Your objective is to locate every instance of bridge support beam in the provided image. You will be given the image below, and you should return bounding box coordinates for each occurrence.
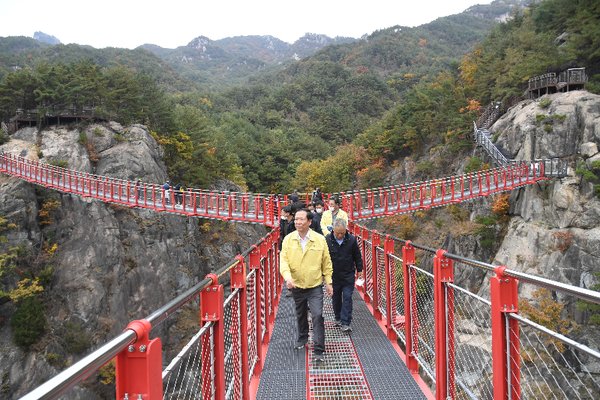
[249,245,264,376]
[201,274,225,400]
[232,256,250,400]
[115,319,163,400]
[491,266,520,400]
[402,241,419,373]
[384,235,395,340]
[434,250,455,400]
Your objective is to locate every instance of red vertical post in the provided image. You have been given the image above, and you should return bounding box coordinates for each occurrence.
[469,173,473,198]
[255,196,260,221]
[201,273,225,400]
[249,246,263,375]
[402,241,419,372]
[152,185,156,209]
[370,191,375,215]
[260,239,272,342]
[491,266,520,400]
[384,189,389,215]
[361,227,369,302]
[371,231,382,320]
[384,235,395,340]
[115,319,163,400]
[231,256,250,400]
[434,249,455,400]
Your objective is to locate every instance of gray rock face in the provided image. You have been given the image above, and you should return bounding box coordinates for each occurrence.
[0,123,266,399]
[483,91,600,379]
[493,91,600,161]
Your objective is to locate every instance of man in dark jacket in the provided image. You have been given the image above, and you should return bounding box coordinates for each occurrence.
[325,218,363,332]
[290,190,300,203]
[312,200,324,232]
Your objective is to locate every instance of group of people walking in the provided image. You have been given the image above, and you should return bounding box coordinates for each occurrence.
[162,181,187,205]
[279,190,363,363]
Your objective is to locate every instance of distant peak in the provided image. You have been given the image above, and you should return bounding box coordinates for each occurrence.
[188,36,213,48]
[33,31,61,45]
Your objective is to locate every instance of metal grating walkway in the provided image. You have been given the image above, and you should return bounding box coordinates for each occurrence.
[255,287,429,400]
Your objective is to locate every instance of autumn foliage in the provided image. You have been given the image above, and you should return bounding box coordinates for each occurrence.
[551,232,574,252]
[491,193,510,221]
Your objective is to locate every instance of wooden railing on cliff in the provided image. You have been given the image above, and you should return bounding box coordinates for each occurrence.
[527,67,587,99]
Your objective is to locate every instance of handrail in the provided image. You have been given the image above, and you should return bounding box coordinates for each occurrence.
[507,312,600,361]
[473,121,509,166]
[385,231,600,305]
[19,331,137,400]
[505,268,600,305]
[18,228,273,400]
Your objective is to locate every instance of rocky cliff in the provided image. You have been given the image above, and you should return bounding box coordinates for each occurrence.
[453,91,600,380]
[0,122,266,399]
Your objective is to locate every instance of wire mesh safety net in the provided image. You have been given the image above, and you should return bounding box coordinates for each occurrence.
[390,254,406,344]
[510,315,600,400]
[260,258,267,342]
[364,239,373,301]
[223,290,242,400]
[246,269,258,379]
[163,321,214,400]
[409,264,437,384]
[376,246,387,319]
[445,282,494,400]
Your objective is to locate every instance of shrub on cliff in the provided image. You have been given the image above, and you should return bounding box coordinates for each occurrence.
[12,296,46,350]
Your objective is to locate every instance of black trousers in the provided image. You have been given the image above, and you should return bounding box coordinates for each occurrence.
[292,285,325,353]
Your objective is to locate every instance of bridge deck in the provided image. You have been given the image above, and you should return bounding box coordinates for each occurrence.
[256,288,428,400]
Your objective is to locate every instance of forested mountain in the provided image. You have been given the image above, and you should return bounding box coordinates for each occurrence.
[0,40,195,92]
[140,33,358,90]
[0,36,52,54]
[2,0,597,196]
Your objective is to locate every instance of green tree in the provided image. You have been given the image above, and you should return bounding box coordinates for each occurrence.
[12,296,46,350]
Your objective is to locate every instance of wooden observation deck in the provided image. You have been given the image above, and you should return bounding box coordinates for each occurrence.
[527,67,587,99]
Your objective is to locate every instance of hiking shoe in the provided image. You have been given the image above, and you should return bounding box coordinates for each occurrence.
[341,325,352,333]
[313,352,325,362]
[334,318,342,326]
[294,338,308,349]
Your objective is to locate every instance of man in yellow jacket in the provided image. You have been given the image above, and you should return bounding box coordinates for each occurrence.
[320,196,349,235]
[280,208,333,363]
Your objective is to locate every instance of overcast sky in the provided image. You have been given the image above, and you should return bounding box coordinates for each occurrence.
[0,0,493,49]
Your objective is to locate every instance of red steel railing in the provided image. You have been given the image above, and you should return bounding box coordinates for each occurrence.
[0,151,548,226]
[19,228,282,400]
[349,222,600,400]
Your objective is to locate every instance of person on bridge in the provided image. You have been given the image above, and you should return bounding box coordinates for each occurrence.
[326,218,363,333]
[311,187,323,203]
[163,181,171,205]
[280,208,333,363]
[313,200,324,229]
[307,202,324,235]
[290,190,300,203]
[136,178,142,200]
[320,196,348,236]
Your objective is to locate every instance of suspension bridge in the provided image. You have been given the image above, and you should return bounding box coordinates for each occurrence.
[1,131,599,400]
